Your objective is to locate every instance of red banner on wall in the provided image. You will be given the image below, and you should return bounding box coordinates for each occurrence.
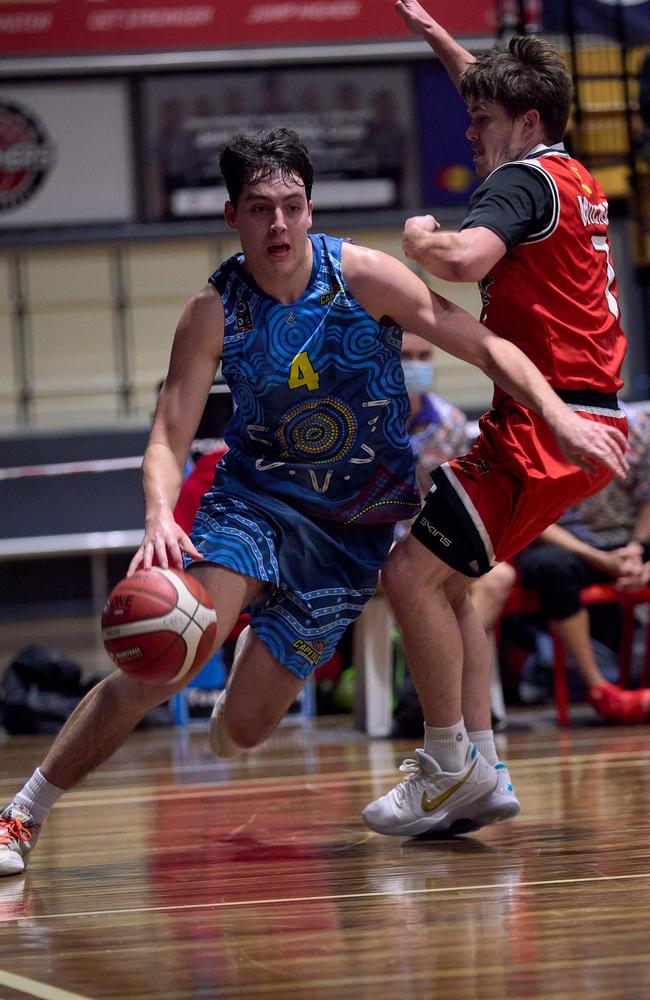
[1,0,496,58]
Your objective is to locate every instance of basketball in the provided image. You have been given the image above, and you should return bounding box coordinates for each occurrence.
[101,567,217,684]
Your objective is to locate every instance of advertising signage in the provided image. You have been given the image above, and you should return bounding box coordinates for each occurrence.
[140,66,420,220]
[1,0,495,58]
[0,82,134,227]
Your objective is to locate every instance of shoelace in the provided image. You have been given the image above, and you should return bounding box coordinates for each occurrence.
[393,757,426,805]
[0,817,33,847]
[398,757,422,776]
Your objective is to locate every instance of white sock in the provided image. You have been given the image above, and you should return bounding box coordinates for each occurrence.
[13,768,64,826]
[423,720,470,772]
[468,729,499,766]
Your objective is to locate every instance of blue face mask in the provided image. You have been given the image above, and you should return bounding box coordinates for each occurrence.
[402,360,432,397]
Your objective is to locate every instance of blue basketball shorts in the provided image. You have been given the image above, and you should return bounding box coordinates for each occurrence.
[184,467,393,680]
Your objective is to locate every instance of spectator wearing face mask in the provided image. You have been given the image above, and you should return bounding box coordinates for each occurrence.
[401,331,469,497]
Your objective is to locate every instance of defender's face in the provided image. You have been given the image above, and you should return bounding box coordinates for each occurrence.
[224,173,313,279]
[465,99,529,179]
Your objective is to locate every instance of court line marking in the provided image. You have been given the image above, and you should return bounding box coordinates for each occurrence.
[1,739,648,791]
[8,870,650,924]
[15,749,650,810]
[2,727,645,781]
[0,455,142,480]
[0,969,90,1000]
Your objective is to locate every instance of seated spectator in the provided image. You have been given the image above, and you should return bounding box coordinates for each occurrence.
[400,331,468,497]
[516,404,650,723]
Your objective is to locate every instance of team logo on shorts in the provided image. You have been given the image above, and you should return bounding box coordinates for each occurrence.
[458,457,489,475]
[292,638,325,665]
[418,516,452,547]
[479,274,496,308]
[0,101,56,213]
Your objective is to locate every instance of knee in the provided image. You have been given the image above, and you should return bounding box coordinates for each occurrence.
[480,561,517,601]
[226,718,261,751]
[492,561,517,590]
[210,719,248,759]
[382,543,419,606]
[209,692,249,758]
[216,696,269,754]
[103,670,169,714]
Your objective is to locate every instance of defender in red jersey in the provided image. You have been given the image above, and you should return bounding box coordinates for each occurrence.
[363,3,633,840]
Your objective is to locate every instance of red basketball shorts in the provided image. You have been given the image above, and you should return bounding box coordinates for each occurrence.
[410,397,627,578]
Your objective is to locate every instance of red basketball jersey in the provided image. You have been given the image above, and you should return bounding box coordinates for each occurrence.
[478,152,626,404]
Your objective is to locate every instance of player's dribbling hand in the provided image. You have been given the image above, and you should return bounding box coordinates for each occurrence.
[403,215,440,258]
[127,510,204,576]
[552,412,629,481]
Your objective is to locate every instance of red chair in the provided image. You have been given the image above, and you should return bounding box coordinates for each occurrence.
[501,584,650,725]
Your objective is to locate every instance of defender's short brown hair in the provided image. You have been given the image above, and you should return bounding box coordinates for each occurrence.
[460,36,573,141]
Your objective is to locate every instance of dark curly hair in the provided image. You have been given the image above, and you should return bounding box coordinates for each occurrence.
[219,127,314,207]
[460,35,573,141]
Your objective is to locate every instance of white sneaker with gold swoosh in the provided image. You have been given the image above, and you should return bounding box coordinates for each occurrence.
[362,745,498,837]
[449,763,520,834]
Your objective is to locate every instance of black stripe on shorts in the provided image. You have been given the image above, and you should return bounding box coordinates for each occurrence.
[410,467,493,579]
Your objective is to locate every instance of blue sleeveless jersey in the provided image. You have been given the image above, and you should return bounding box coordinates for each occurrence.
[209,233,419,525]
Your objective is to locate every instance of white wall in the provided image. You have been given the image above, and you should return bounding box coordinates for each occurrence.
[0,227,488,432]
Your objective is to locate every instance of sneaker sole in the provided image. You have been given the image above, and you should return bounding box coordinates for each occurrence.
[441,799,522,836]
[362,774,498,838]
[0,854,27,876]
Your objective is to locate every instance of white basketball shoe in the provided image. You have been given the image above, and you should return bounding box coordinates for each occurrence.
[0,804,41,876]
[450,762,521,834]
[362,744,498,838]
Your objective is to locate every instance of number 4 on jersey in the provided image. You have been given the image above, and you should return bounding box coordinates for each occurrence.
[289,351,320,391]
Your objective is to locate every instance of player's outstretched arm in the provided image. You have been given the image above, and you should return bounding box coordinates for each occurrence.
[402,215,506,282]
[128,285,224,576]
[344,243,629,480]
[393,0,475,91]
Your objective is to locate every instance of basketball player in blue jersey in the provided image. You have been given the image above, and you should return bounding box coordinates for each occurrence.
[0,128,627,875]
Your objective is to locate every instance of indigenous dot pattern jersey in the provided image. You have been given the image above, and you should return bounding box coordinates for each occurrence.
[461,143,626,406]
[209,233,419,525]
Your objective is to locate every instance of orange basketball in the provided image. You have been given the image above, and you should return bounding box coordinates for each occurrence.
[101,567,217,684]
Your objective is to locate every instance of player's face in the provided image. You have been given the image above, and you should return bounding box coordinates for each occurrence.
[224,173,313,282]
[465,99,532,179]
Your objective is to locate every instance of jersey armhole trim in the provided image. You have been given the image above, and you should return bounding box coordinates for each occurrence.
[516,160,560,243]
[485,159,560,244]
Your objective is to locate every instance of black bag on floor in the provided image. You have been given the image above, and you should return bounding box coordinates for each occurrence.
[0,644,174,735]
[0,645,91,735]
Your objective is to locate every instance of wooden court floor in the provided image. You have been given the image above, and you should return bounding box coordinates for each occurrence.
[1,714,650,1000]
